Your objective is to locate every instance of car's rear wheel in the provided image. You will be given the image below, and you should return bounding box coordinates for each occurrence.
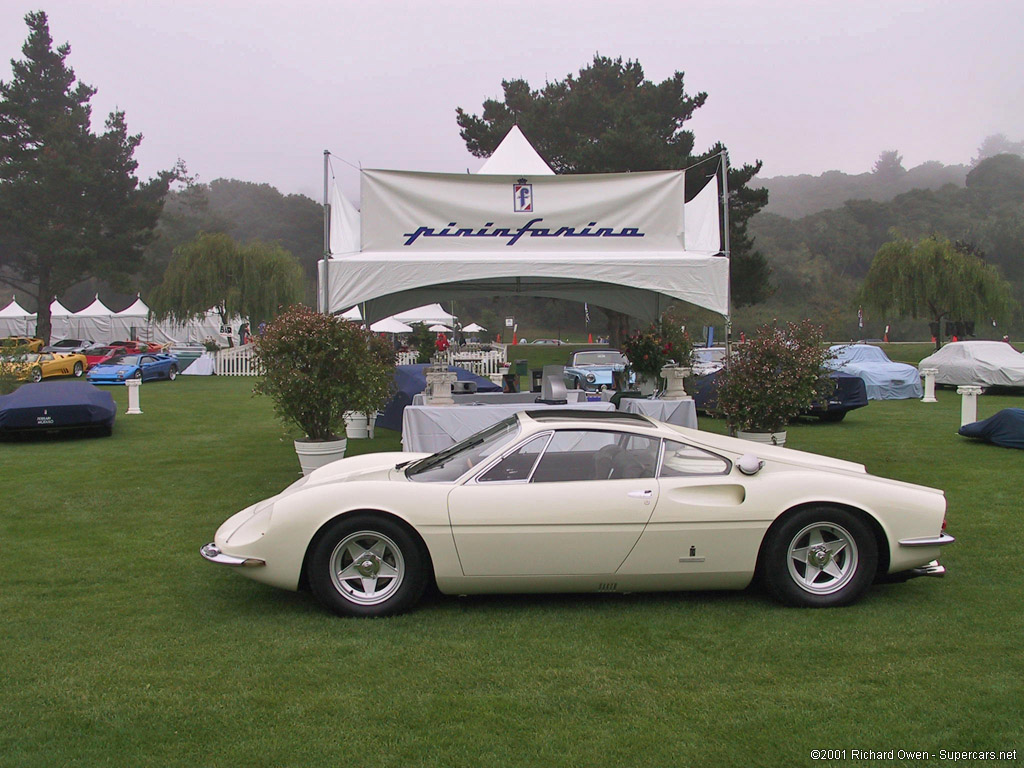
[763,506,877,607]
[73,361,84,377]
[168,365,178,381]
[30,367,42,383]
[308,514,427,617]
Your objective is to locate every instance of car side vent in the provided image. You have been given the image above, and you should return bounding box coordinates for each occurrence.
[597,583,618,592]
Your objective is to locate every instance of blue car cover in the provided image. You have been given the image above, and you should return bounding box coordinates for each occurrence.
[376,365,502,432]
[958,408,1024,450]
[0,381,116,435]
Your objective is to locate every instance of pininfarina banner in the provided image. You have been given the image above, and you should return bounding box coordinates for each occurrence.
[359,169,686,253]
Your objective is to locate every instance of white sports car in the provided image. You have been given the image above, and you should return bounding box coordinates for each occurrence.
[201,410,952,617]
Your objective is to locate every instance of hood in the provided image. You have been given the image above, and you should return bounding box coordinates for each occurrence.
[301,450,425,487]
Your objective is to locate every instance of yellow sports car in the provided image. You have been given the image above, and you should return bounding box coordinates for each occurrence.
[14,352,88,382]
[1,336,44,352]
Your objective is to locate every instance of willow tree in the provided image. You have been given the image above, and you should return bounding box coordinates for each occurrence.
[861,236,1015,348]
[148,232,304,342]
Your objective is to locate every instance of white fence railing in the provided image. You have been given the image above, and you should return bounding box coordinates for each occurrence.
[215,344,259,376]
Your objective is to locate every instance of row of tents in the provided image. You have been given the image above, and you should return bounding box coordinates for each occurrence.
[0,295,236,346]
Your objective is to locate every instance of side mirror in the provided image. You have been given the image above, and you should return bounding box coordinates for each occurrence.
[737,453,764,476]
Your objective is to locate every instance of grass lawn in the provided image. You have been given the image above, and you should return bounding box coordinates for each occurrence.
[2,375,1022,767]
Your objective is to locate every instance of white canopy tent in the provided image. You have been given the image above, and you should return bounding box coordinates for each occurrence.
[111,295,150,341]
[342,302,457,328]
[68,295,113,341]
[369,317,413,334]
[0,297,35,337]
[319,127,727,325]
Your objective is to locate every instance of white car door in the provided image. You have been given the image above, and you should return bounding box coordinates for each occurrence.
[447,430,661,576]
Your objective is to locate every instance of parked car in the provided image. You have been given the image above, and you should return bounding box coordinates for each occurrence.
[692,346,727,376]
[828,344,923,400]
[201,409,952,617]
[11,351,88,382]
[693,368,869,422]
[42,338,95,354]
[563,349,631,391]
[530,338,564,345]
[109,340,165,354]
[86,353,180,384]
[918,340,1024,388]
[82,346,124,370]
[1,336,44,352]
[0,380,115,438]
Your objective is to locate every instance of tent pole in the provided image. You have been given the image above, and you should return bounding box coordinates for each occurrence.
[720,149,732,356]
[321,150,331,315]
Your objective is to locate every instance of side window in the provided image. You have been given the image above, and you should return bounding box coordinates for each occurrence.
[532,430,658,483]
[659,440,731,477]
[477,434,550,483]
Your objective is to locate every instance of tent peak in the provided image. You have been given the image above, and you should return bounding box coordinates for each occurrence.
[477,125,554,176]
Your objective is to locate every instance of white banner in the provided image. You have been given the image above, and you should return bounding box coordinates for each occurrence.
[359,169,686,254]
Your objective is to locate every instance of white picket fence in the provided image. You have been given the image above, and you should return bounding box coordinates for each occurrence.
[213,343,509,378]
[215,344,260,376]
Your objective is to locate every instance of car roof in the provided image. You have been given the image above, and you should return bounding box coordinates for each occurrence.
[519,409,656,427]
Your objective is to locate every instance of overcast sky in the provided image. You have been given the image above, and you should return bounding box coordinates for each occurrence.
[3,0,1022,202]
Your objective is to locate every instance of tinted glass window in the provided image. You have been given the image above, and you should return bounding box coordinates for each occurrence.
[659,440,730,477]
[532,430,658,483]
[477,434,550,483]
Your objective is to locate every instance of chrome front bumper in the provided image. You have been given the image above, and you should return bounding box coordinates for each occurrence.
[200,542,265,567]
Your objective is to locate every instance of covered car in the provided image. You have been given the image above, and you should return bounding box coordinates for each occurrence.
[0,380,115,437]
[202,409,952,617]
[918,341,1024,388]
[693,369,868,422]
[86,353,180,384]
[958,408,1024,449]
[563,349,631,391]
[828,344,923,400]
[376,364,503,431]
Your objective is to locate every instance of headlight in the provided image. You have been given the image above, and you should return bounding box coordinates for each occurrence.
[586,373,596,383]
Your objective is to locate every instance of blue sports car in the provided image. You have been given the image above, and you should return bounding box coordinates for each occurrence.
[86,353,180,384]
[562,349,632,391]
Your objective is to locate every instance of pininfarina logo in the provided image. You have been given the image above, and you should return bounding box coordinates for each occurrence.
[402,218,645,247]
[513,183,533,212]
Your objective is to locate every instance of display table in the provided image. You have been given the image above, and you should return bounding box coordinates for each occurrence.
[402,401,616,453]
[618,398,698,429]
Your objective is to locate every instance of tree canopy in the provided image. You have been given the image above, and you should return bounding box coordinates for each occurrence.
[455,54,771,312]
[0,11,182,342]
[148,232,305,332]
[860,236,1016,344]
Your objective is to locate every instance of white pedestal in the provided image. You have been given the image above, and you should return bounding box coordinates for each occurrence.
[425,366,457,406]
[660,365,692,401]
[125,378,143,414]
[920,367,938,403]
[956,385,983,426]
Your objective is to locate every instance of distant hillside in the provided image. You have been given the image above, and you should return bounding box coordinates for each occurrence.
[755,161,967,219]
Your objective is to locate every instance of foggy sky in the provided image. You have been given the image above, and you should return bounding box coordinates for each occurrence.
[2,0,1021,202]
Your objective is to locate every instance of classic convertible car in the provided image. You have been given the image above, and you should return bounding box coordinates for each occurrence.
[12,351,88,382]
[86,353,180,384]
[563,349,632,391]
[201,410,952,617]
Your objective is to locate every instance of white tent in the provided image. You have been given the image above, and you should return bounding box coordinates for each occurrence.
[341,302,457,327]
[462,322,486,333]
[111,295,151,340]
[369,317,413,334]
[477,125,555,175]
[49,298,74,340]
[0,297,35,337]
[319,127,725,324]
[69,295,113,341]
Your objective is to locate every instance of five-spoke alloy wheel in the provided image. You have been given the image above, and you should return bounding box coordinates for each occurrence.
[763,506,877,607]
[308,514,427,617]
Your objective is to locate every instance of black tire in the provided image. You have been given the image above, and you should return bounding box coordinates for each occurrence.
[816,411,847,423]
[30,367,42,383]
[73,361,84,377]
[307,514,428,617]
[168,365,178,381]
[762,506,877,607]
[133,369,143,380]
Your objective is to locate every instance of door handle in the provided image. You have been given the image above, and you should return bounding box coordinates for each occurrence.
[627,489,653,499]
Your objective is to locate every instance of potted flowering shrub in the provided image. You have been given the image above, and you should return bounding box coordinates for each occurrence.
[715,321,833,446]
[621,316,695,395]
[254,305,395,474]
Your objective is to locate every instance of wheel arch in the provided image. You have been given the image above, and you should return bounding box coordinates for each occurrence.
[298,508,436,592]
[756,501,890,580]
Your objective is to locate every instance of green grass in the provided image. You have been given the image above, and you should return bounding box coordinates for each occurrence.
[2,377,1023,767]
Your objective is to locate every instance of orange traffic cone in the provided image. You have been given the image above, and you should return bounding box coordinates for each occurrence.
[588,333,593,343]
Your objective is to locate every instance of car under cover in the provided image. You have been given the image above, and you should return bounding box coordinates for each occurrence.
[0,381,115,437]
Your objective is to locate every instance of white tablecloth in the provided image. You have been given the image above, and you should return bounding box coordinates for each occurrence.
[618,398,698,429]
[402,402,616,453]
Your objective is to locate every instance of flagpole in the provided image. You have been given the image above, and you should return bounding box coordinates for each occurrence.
[720,149,732,356]
[321,150,331,315]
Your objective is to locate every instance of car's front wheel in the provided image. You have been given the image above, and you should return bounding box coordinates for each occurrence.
[30,367,42,383]
[73,361,84,377]
[168,365,178,381]
[307,514,428,617]
[133,370,143,380]
[762,506,877,607]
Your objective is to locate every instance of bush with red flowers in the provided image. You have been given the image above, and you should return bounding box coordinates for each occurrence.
[715,321,834,433]
[621,319,695,381]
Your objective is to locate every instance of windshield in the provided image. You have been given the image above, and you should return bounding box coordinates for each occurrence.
[406,416,520,483]
[572,351,626,366]
[111,355,139,365]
